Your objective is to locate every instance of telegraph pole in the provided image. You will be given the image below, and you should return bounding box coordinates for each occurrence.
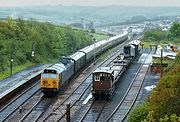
[31,42,35,63]
[66,103,71,122]
[141,44,144,50]
[150,44,152,51]
[10,47,13,76]
[10,43,15,76]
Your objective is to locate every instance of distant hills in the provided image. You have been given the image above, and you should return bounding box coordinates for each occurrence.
[0,6,180,25]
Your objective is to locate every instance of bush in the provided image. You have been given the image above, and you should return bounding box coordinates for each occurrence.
[160,114,180,122]
[128,103,149,122]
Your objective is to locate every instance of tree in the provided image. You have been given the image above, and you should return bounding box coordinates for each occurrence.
[0,51,3,72]
[0,18,92,73]
[169,22,180,38]
[143,29,167,42]
[128,103,149,122]
[6,16,16,39]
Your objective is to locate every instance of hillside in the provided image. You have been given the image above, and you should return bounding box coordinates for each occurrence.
[0,17,92,80]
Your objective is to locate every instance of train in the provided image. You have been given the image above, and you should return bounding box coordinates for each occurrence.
[40,32,128,96]
[91,40,141,99]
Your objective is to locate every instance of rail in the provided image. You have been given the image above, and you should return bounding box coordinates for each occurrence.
[0,82,40,122]
[105,49,154,122]
[41,42,126,122]
[19,95,48,122]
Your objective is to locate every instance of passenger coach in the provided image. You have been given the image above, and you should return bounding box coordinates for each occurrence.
[92,67,115,99]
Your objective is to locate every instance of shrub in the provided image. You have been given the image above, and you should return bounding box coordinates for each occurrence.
[160,114,180,122]
[128,103,149,122]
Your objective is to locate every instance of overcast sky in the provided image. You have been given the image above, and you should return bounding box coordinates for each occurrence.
[0,0,180,7]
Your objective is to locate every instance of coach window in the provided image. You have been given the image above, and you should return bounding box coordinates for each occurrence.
[100,73,103,81]
[94,74,100,81]
[103,74,105,81]
[106,74,110,81]
[104,74,110,81]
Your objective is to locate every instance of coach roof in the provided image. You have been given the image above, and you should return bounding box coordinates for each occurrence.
[93,67,113,74]
[129,40,141,46]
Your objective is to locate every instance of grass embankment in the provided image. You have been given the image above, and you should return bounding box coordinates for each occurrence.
[0,33,109,81]
[0,17,92,80]
[0,17,110,81]
[72,27,111,41]
[0,62,33,80]
[89,32,110,41]
[96,44,119,63]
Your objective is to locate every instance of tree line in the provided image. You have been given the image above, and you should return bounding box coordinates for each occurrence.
[143,22,180,44]
[0,17,92,72]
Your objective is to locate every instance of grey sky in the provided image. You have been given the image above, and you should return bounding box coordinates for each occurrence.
[0,0,180,7]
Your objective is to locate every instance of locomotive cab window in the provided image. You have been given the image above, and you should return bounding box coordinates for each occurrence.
[42,74,49,78]
[50,74,58,79]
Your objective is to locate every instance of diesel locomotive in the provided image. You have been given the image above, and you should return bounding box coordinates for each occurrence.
[40,32,128,96]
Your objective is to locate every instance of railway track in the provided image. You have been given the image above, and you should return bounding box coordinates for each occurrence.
[104,49,154,122]
[40,41,130,122]
[0,38,131,122]
[56,49,121,121]
[0,82,41,122]
[78,100,107,122]
[19,95,52,122]
[72,48,154,122]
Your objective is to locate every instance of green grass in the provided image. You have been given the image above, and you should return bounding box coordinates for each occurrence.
[88,32,110,41]
[0,62,34,81]
[160,40,180,46]
[72,27,111,41]
[96,46,117,63]
[94,33,110,41]
[96,50,111,62]
[153,58,171,64]
[141,40,159,48]
[0,33,109,81]
[142,39,180,48]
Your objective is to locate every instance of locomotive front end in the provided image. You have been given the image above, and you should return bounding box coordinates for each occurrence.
[40,69,60,96]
